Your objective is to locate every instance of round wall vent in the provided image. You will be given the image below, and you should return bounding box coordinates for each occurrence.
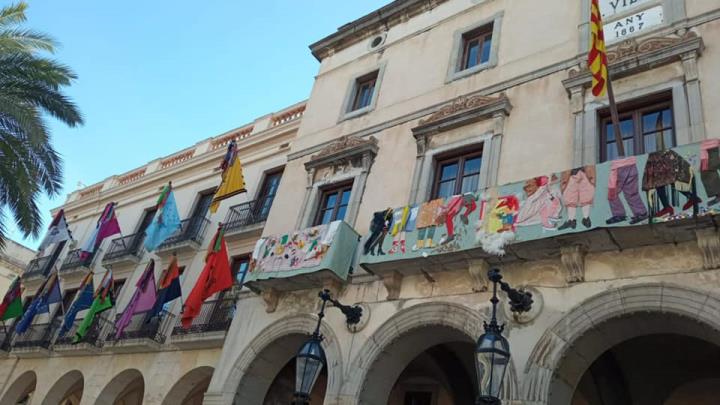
[368,32,387,50]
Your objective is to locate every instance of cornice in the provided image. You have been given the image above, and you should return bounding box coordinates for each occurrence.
[304,135,379,170]
[412,93,512,138]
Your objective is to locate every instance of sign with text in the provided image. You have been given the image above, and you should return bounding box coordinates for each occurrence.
[599,0,654,19]
[605,5,664,43]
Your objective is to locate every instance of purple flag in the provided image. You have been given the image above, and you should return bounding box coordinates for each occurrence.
[81,202,121,260]
[114,260,157,338]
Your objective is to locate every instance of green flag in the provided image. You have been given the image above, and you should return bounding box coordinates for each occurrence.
[1,297,22,321]
[73,295,112,343]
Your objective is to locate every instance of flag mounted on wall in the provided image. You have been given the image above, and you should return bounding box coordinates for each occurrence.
[0,277,23,321]
[38,209,73,253]
[74,270,114,343]
[36,270,62,313]
[588,0,608,97]
[15,270,61,334]
[147,254,182,320]
[209,140,246,214]
[181,224,232,328]
[144,182,182,252]
[114,260,157,338]
[59,272,94,337]
[80,202,121,260]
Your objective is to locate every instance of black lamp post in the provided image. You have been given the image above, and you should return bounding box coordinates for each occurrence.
[475,268,533,405]
[292,289,362,405]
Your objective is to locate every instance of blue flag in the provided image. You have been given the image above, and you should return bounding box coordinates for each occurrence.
[59,274,94,337]
[36,272,62,314]
[144,185,181,252]
[146,255,182,320]
[14,298,40,335]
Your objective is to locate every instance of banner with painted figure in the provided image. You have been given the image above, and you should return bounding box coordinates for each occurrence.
[245,220,360,284]
[360,141,716,266]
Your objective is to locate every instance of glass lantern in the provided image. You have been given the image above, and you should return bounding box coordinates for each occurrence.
[294,335,326,404]
[475,326,510,405]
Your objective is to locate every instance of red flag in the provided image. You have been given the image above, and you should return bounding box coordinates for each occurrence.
[181,226,232,328]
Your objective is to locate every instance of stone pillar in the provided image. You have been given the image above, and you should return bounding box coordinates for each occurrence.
[682,52,706,142]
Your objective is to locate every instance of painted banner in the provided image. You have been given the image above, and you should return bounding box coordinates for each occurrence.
[360,141,718,266]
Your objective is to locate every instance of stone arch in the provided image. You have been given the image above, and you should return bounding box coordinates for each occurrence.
[523,283,720,404]
[222,313,343,404]
[1,370,36,405]
[344,301,521,405]
[162,366,214,405]
[41,370,83,405]
[95,369,144,405]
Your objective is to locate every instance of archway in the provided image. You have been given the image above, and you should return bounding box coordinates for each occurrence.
[346,302,519,405]
[1,370,36,405]
[524,283,720,404]
[95,369,144,405]
[162,366,214,405]
[42,370,84,405]
[226,314,343,404]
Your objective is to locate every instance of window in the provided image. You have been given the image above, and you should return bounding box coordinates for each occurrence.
[349,71,378,112]
[460,24,493,71]
[54,289,78,318]
[230,256,250,286]
[600,95,674,162]
[314,183,353,225]
[432,149,483,199]
[113,278,126,299]
[256,169,283,219]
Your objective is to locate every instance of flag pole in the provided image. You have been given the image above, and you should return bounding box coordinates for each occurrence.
[606,76,625,158]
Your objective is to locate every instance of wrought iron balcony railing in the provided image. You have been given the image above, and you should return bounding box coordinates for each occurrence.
[13,318,61,350]
[53,315,108,348]
[103,233,144,262]
[224,199,271,232]
[172,298,235,336]
[60,249,94,271]
[157,217,210,250]
[105,310,173,344]
[23,255,54,278]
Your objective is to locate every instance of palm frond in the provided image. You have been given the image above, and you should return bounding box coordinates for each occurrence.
[0,3,27,28]
[0,29,56,53]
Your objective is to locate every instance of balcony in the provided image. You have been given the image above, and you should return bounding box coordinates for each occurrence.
[244,221,360,298]
[224,200,269,239]
[358,141,713,293]
[60,249,94,278]
[104,311,173,353]
[12,319,60,358]
[23,255,54,281]
[53,316,107,355]
[170,298,235,349]
[155,217,210,255]
[102,233,144,267]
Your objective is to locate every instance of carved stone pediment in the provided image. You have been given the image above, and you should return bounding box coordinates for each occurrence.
[607,31,698,64]
[305,135,379,171]
[412,93,512,138]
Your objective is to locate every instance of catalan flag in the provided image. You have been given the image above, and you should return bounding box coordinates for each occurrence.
[588,0,608,97]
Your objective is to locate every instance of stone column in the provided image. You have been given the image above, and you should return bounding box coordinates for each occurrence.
[682,52,706,142]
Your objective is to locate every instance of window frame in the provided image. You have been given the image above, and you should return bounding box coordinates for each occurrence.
[255,168,284,218]
[313,182,354,226]
[350,72,378,112]
[431,148,483,199]
[598,94,675,162]
[459,26,493,71]
[339,63,386,121]
[446,12,503,83]
[230,255,251,286]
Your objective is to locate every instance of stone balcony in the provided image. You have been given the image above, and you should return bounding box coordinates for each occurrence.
[102,233,144,268]
[359,141,719,297]
[11,319,60,358]
[52,317,107,356]
[59,249,95,279]
[169,298,235,349]
[23,255,54,281]
[223,199,270,240]
[245,221,360,311]
[103,311,173,354]
[155,217,210,255]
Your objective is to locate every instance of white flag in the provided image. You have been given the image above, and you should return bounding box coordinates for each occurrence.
[38,209,73,253]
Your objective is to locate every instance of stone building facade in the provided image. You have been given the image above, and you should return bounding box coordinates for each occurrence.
[2,0,720,404]
[0,240,35,296]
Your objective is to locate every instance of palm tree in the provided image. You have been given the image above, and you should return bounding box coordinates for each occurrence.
[0,2,82,249]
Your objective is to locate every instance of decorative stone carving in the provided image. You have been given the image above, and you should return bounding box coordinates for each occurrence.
[502,286,543,325]
[382,271,403,300]
[561,245,587,283]
[606,31,697,63]
[305,135,379,173]
[346,302,370,333]
[467,259,490,292]
[695,229,720,270]
[310,135,378,161]
[418,93,508,126]
[261,288,280,313]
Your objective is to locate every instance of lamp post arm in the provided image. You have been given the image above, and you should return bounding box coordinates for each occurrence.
[487,269,534,315]
[318,289,363,327]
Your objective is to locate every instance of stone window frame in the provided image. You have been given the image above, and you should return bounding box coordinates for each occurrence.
[577,0,686,54]
[296,136,379,229]
[409,94,512,205]
[446,11,503,83]
[563,31,705,166]
[339,63,387,122]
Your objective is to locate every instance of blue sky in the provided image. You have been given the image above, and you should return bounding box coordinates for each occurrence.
[7,0,390,248]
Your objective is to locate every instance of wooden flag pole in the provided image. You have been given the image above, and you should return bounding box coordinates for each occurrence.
[606,76,625,158]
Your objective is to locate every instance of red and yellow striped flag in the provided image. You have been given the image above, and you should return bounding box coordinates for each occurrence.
[588,0,608,97]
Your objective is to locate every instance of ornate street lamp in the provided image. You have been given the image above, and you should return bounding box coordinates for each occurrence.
[292,289,362,405]
[476,268,533,405]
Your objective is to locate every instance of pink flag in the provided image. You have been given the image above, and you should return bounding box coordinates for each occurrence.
[80,202,122,260]
[114,260,157,338]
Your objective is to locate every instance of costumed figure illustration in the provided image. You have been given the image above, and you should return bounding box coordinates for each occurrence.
[558,166,596,230]
[486,195,519,234]
[700,139,720,207]
[516,175,562,230]
[412,198,444,251]
[438,193,478,245]
[388,206,417,255]
[364,208,393,256]
[476,195,519,255]
[606,156,648,225]
[642,149,698,218]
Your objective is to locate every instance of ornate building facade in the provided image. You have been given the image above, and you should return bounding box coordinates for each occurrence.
[2,0,720,404]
